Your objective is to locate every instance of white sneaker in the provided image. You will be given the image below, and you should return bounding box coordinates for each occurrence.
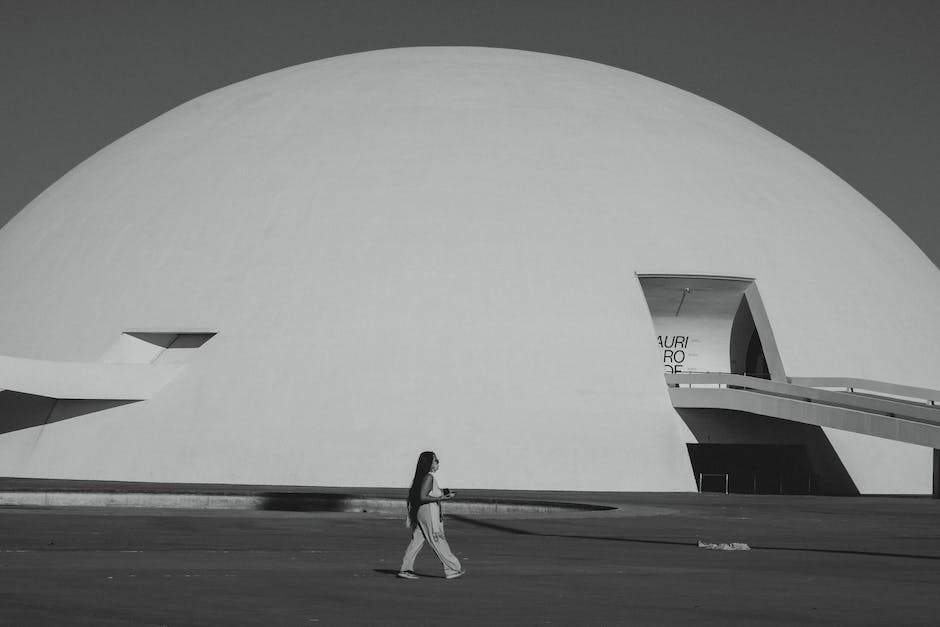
[445,570,466,580]
[397,570,419,580]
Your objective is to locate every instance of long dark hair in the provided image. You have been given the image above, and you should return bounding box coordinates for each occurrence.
[406,451,436,528]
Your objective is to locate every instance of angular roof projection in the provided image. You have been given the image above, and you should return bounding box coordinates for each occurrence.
[0,356,181,400]
[0,48,938,495]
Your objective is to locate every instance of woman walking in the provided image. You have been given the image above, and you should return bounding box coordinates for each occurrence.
[398,451,465,580]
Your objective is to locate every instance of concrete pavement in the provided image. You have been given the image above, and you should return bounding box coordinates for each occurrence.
[1,489,939,625]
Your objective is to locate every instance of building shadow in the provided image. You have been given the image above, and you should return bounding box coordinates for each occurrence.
[446,514,940,561]
[259,492,363,512]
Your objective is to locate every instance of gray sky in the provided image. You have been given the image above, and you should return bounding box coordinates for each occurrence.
[3,1,938,267]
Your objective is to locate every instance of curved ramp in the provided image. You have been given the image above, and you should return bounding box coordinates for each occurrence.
[666,373,940,449]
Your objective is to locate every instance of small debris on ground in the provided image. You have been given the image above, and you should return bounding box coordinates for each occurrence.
[697,541,750,551]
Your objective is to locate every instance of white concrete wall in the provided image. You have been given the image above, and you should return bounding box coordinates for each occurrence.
[0,48,937,492]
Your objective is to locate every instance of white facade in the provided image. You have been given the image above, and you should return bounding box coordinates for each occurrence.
[0,48,937,493]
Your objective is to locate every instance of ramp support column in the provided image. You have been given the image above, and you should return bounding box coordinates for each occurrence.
[934,450,940,499]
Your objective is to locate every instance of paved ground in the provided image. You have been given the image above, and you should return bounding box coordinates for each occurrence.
[1,491,939,626]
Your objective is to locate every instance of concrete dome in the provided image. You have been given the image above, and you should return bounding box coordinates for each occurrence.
[0,47,937,492]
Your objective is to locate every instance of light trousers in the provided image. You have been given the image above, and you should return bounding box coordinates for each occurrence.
[400,503,462,576]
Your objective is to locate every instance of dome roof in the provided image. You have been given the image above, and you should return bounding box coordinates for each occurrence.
[0,48,936,492]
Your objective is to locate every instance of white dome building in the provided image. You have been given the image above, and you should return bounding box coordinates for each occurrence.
[0,47,938,494]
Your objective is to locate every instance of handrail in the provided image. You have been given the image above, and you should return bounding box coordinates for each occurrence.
[787,377,940,405]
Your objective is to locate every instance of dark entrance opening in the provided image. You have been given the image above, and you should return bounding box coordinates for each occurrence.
[744,329,770,379]
[687,443,815,494]
[729,296,771,379]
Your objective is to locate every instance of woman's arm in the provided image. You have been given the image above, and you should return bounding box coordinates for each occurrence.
[417,474,452,504]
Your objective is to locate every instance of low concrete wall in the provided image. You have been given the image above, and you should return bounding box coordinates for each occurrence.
[0,490,615,514]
